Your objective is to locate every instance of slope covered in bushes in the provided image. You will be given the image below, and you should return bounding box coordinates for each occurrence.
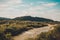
[31,25,60,40]
[13,16,54,22]
[0,16,60,40]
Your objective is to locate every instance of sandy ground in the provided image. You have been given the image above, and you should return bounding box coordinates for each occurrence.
[13,25,54,40]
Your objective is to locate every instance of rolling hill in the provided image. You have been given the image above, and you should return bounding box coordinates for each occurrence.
[13,16,54,22]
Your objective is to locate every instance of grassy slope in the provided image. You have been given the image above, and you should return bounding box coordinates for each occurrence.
[0,16,60,40]
[0,20,49,40]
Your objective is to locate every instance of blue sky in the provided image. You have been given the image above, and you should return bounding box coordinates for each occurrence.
[0,0,60,21]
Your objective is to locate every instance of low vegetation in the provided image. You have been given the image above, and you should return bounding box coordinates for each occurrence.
[0,20,48,40]
[0,16,60,40]
[28,25,60,40]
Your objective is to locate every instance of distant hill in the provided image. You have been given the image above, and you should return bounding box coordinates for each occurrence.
[0,17,11,20]
[13,16,54,22]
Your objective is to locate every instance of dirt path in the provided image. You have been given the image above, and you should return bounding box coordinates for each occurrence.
[13,26,53,40]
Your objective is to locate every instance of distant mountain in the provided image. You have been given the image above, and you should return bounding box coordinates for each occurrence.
[0,17,11,20]
[13,16,54,22]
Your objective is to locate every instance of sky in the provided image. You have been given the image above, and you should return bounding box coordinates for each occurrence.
[0,0,60,21]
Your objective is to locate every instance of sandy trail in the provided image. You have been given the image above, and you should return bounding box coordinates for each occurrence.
[13,26,52,40]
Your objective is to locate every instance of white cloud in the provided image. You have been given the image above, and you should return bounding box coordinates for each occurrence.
[0,0,23,8]
[7,0,22,5]
[27,2,57,11]
[42,3,57,7]
[32,9,60,21]
[0,0,60,21]
[18,2,60,21]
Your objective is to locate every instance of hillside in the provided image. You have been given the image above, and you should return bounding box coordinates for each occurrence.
[13,16,54,22]
[13,26,52,40]
[13,24,60,40]
[0,17,11,20]
[0,16,60,40]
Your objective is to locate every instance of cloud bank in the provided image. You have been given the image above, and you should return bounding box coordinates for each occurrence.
[0,0,60,21]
